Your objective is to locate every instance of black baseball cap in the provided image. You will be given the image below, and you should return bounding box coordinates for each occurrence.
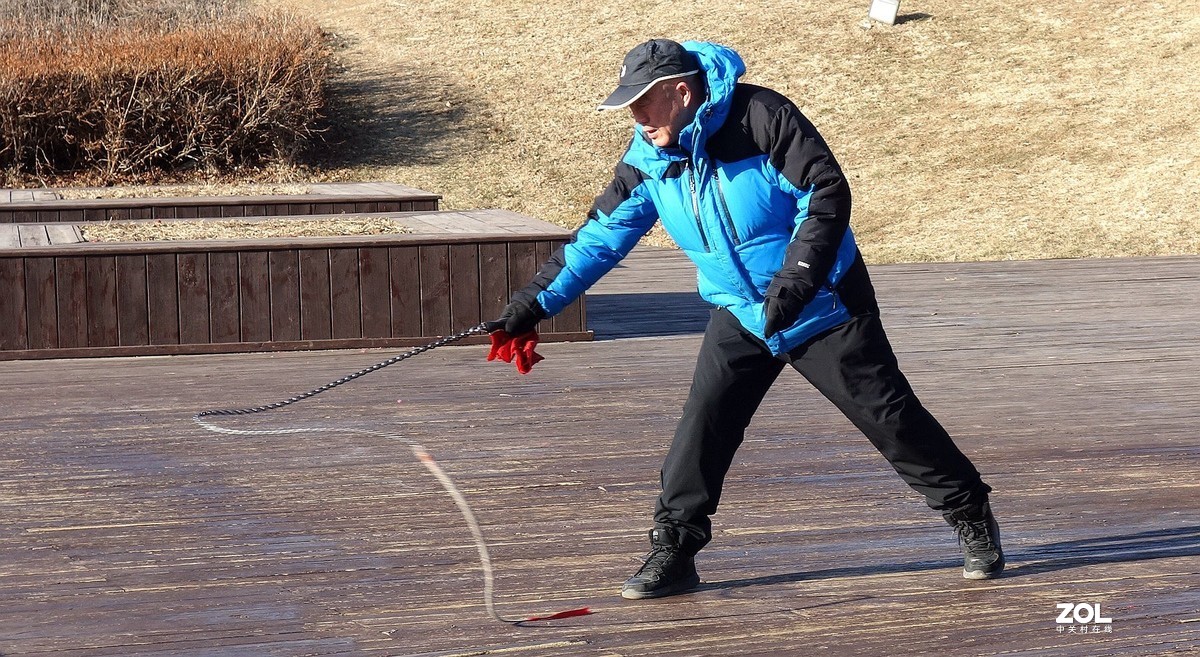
[597,39,701,111]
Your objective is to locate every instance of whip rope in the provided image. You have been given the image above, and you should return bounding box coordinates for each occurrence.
[192,323,591,624]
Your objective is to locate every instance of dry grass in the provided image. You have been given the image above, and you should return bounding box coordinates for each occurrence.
[258,0,1200,263]
[56,182,311,199]
[24,0,1200,263]
[80,216,409,242]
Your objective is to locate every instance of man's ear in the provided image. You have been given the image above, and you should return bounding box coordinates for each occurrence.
[676,80,696,107]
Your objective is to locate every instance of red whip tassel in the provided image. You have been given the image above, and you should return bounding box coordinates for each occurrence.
[523,607,593,622]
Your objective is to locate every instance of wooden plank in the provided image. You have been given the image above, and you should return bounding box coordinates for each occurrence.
[478,243,510,325]
[0,257,28,349]
[176,253,209,345]
[195,206,223,218]
[417,211,494,234]
[329,248,362,339]
[18,225,50,247]
[146,254,179,345]
[10,190,33,202]
[449,243,481,329]
[389,246,421,337]
[238,252,271,343]
[418,244,451,336]
[85,256,119,347]
[54,257,88,348]
[46,224,82,245]
[358,247,390,338]
[477,208,569,233]
[298,249,332,340]
[268,250,301,341]
[309,183,363,195]
[0,225,20,248]
[23,257,57,349]
[220,205,246,218]
[115,255,149,346]
[174,206,198,219]
[208,252,240,343]
[506,241,539,300]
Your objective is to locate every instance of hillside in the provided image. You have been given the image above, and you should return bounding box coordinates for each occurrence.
[273,1,1198,262]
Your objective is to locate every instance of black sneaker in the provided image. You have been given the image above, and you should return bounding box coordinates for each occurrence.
[621,526,701,600]
[945,502,1005,580]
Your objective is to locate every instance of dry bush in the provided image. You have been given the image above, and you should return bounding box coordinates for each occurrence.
[1,0,246,37]
[0,6,329,183]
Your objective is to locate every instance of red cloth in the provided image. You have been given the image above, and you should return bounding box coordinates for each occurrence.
[487,330,544,374]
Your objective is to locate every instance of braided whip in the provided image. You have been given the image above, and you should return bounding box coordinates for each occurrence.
[193,323,592,624]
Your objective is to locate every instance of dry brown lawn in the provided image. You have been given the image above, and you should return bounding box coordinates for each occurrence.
[125,2,1200,261]
[80,216,409,242]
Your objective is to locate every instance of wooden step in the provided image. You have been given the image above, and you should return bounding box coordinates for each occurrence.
[0,182,440,223]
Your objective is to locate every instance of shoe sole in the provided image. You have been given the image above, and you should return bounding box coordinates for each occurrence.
[963,567,1003,580]
[621,574,701,600]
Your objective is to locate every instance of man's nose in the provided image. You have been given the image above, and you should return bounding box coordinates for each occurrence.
[629,107,647,124]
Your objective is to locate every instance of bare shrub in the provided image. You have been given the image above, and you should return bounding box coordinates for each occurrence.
[1,0,246,37]
[0,6,328,183]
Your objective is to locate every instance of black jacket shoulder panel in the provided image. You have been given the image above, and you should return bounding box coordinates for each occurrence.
[708,84,794,162]
[593,160,649,218]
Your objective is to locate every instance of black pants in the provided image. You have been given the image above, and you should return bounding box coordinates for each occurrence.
[654,307,992,548]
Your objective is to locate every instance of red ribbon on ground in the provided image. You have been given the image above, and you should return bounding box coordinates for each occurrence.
[486,330,544,374]
[523,607,593,622]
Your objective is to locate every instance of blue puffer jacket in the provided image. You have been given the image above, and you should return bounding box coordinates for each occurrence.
[524,41,863,355]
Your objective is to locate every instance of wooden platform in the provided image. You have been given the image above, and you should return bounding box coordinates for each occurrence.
[0,209,589,359]
[1,250,1197,656]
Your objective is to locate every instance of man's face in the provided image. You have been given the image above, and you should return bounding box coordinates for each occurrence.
[629,79,696,148]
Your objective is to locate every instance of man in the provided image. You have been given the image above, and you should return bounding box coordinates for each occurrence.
[487,39,1003,600]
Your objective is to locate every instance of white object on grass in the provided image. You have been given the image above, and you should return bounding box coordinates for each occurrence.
[868,0,901,25]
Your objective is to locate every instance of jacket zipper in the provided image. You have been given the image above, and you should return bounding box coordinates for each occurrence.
[827,283,840,312]
[685,160,710,252]
[712,172,741,245]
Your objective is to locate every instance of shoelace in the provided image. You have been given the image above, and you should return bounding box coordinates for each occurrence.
[955,520,995,551]
[635,545,679,576]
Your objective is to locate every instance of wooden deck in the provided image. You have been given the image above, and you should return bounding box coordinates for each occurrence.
[1,250,1197,656]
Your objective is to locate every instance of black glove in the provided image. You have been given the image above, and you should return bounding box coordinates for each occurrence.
[486,297,546,335]
[762,281,810,339]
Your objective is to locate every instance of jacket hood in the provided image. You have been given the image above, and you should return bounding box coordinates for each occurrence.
[625,41,746,177]
[677,41,745,153]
